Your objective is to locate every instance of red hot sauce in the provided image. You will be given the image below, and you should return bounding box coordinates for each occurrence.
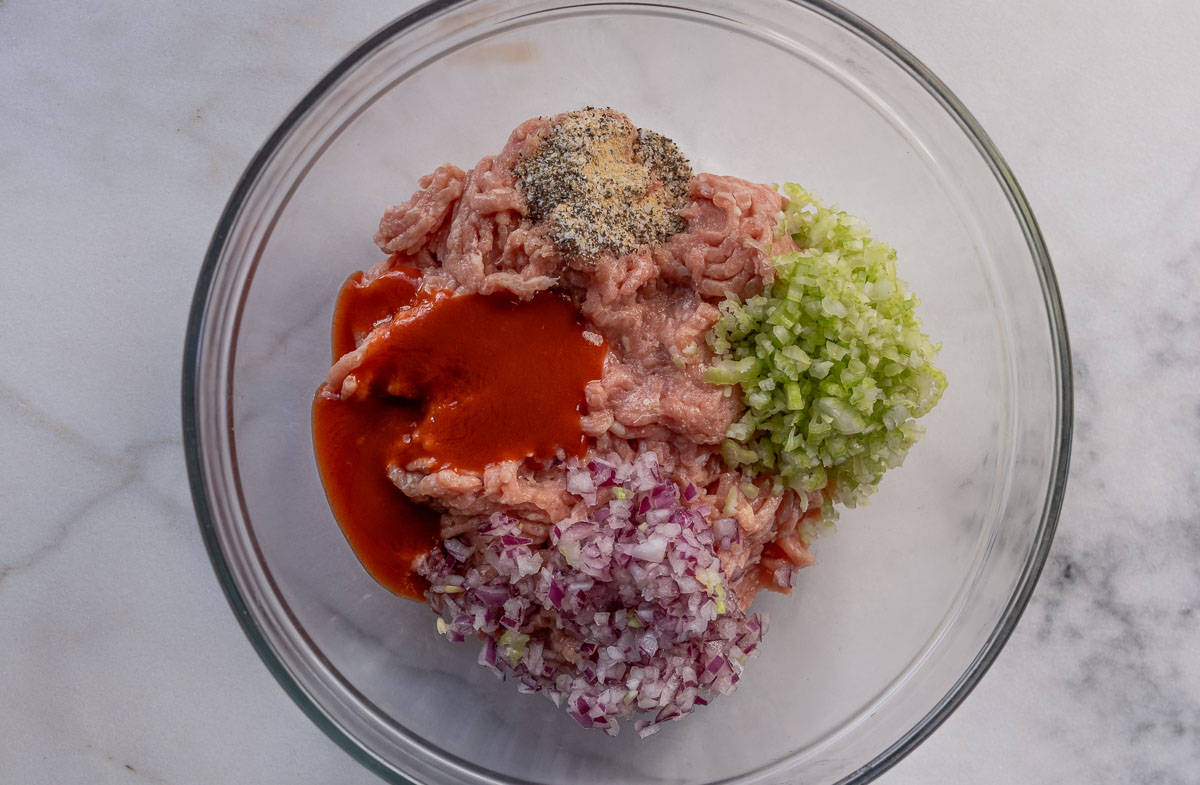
[312,264,605,599]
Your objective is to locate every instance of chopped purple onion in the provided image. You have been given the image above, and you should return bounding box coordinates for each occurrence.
[587,458,617,487]
[419,450,765,736]
[443,537,474,562]
[548,578,565,609]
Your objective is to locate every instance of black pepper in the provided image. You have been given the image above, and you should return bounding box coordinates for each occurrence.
[514,108,693,258]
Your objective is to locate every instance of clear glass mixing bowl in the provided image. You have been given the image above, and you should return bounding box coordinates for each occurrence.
[183,2,1072,783]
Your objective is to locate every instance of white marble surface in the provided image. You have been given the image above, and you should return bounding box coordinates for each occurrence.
[2,1,1198,783]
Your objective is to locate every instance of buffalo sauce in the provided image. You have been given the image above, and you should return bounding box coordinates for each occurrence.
[312,263,605,599]
[330,263,422,359]
[311,386,438,599]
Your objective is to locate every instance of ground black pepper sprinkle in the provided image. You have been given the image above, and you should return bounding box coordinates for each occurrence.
[514,109,693,258]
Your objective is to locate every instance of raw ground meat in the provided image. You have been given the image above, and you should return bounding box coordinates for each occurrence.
[333,110,816,608]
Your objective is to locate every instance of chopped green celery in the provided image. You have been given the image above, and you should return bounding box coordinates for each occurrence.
[558,539,581,566]
[705,356,757,385]
[784,382,805,410]
[766,305,798,329]
[722,439,758,467]
[705,182,946,509]
[780,344,812,369]
[722,486,739,516]
[726,420,754,441]
[774,355,799,381]
[498,630,529,667]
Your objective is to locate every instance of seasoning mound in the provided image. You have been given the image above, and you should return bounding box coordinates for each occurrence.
[515,108,693,257]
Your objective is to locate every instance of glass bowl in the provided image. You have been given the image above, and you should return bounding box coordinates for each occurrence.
[182,1,1071,783]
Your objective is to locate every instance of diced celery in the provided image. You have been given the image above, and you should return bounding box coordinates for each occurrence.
[704,182,946,509]
[810,360,834,379]
[783,382,805,410]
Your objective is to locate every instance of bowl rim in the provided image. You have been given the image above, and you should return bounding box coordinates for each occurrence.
[181,1,1073,783]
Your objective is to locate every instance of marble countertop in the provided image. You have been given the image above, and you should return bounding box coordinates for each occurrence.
[3,1,1197,783]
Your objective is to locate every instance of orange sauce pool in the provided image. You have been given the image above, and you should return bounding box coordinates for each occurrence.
[331,264,423,358]
[312,263,605,599]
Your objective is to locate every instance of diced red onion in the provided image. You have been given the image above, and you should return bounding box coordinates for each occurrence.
[587,458,617,487]
[418,450,766,736]
[479,637,500,675]
[548,579,565,609]
[443,537,474,562]
[629,537,668,563]
[567,468,596,494]
[472,584,509,606]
